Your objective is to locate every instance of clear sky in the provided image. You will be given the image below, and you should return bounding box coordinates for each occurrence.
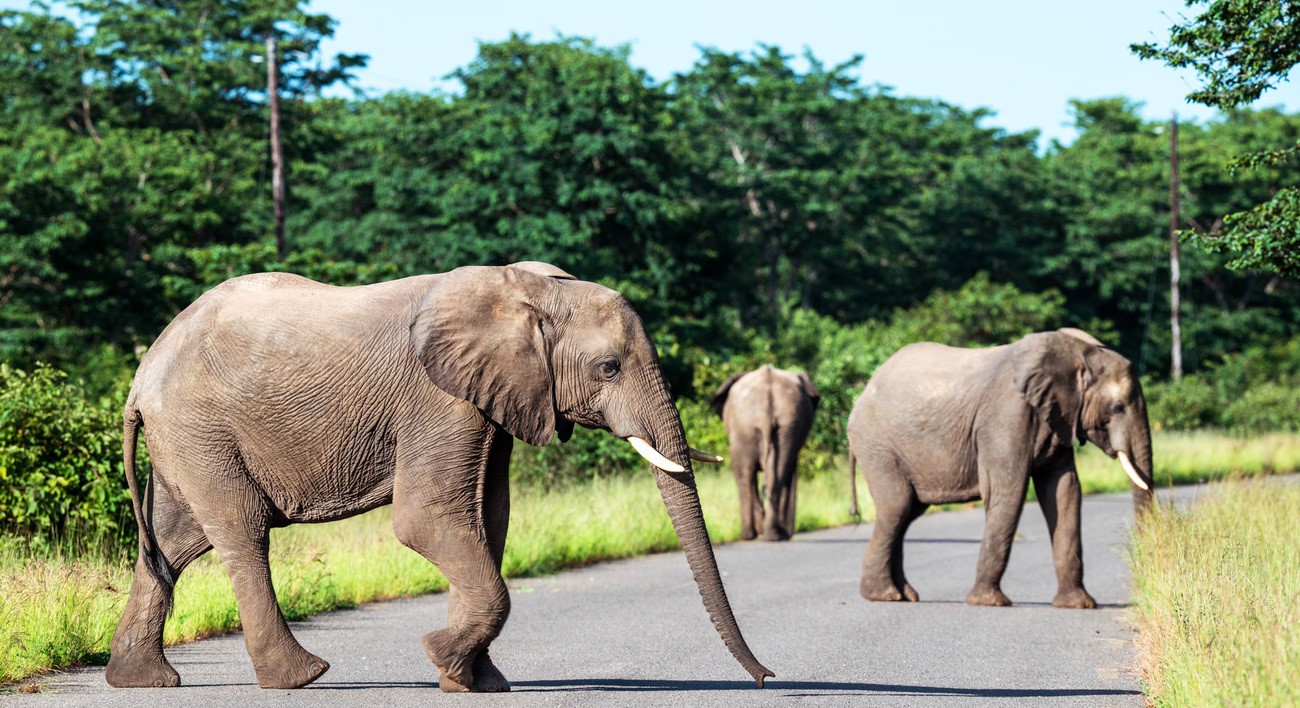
[308,0,1300,147]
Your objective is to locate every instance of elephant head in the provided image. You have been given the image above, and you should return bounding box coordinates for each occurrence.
[410,262,773,686]
[1017,328,1156,512]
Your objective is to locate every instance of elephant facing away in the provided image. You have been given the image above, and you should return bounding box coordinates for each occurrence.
[713,366,820,541]
[106,262,773,692]
[847,329,1155,609]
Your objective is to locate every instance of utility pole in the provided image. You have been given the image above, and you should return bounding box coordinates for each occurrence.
[267,34,287,260]
[1169,114,1182,381]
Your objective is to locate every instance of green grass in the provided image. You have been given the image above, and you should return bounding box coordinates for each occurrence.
[3,429,1297,687]
[1126,479,1300,706]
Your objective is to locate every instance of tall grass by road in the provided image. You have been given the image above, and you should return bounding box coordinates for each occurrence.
[3,430,1298,687]
[1127,479,1300,706]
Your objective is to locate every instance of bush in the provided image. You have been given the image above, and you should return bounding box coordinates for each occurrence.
[1220,383,1300,433]
[1145,334,1300,433]
[1145,375,1219,431]
[0,364,137,555]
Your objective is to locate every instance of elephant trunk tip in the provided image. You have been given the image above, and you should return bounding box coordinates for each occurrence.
[751,666,775,688]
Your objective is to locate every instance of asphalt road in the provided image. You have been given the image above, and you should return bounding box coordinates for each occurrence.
[10,484,1210,707]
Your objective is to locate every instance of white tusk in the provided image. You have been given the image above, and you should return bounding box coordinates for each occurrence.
[689,447,724,463]
[1117,451,1150,491]
[627,437,685,472]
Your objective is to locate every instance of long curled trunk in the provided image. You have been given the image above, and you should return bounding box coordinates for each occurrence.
[649,413,774,687]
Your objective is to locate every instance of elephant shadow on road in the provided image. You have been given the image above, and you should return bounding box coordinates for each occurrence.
[511,678,1142,699]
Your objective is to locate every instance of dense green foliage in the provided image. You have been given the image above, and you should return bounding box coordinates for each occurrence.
[1133,0,1300,275]
[0,364,137,553]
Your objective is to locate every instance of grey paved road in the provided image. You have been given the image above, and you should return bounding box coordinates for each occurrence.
[9,485,1209,706]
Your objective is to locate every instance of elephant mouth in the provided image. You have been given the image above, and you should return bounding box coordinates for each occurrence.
[625,437,723,471]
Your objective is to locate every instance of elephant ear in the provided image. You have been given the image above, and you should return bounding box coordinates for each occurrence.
[712,372,747,417]
[507,261,577,280]
[797,372,821,412]
[1015,333,1094,447]
[1057,327,1107,348]
[411,266,560,447]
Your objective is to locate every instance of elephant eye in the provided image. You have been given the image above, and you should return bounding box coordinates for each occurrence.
[598,359,621,380]
[1111,402,1126,414]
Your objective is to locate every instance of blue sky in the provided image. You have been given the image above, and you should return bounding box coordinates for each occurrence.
[308,0,1300,146]
[5,0,1298,146]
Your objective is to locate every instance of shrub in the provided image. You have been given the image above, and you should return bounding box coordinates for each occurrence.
[1144,375,1219,431]
[0,364,137,555]
[1220,383,1300,433]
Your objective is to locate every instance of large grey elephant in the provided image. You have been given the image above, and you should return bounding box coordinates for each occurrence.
[847,328,1155,609]
[713,366,819,541]
[106,262,773,692]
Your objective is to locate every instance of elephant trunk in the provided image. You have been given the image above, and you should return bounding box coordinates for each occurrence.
[1129,416,1156,516]
[647,411,774,688]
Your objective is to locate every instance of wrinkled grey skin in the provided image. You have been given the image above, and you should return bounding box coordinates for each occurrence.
[713,366,819,541]
[106,262,772,693]
[847,328,1155,609]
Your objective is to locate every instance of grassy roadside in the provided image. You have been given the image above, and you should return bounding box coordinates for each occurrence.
[3,430,1298,686]
[1126,479,1300,706]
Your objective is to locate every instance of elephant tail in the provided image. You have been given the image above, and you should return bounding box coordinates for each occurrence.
[849,452,861,519]
[124,403,174,596]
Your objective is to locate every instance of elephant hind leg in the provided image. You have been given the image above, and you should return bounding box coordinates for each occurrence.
[201,481,328,689]
[729,440,762,541]
[890,500,928,602]
[860,462,918,602]
[107,476,212,688]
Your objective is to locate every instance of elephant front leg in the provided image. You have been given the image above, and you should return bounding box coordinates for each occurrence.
[394,433,512,693]
[1033,465,1097,609]
[966,469,1030,607]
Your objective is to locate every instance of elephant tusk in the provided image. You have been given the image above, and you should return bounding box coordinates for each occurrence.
[689,447,724,463]
[627,437,686,472]
[1117,451,1150,491]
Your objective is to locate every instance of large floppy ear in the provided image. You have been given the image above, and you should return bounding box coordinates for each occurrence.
[712,372,747,417]
[411,266,560,447]
[796,372,821,412]
[1014,332,1094,447]
[507,261,575,442]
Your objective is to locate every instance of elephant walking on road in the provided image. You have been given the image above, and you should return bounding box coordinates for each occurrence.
[106,262,772,693]
[847,329,1155,609]
[714,366,820,541]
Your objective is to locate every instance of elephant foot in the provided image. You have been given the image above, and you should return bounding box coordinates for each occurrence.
[761,529,791,542]
[901,582,920,603]
[966,586,1012,607]
[105,651,181,688]
[740,528,758,541]
[253,648,329,689]
[860,576,905,602]
[1052,587,1098,609]
[424,629,479,693]
[471,651,511,692]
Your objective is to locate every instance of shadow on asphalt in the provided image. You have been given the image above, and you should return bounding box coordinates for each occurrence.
[511,678,1142,698]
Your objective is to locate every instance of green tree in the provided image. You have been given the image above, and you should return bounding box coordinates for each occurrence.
[1133,0,1300,274]
[0,0,362,365]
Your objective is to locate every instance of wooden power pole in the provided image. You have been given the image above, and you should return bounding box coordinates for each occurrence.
[1169,114,1182,381]
[267,35,287,260]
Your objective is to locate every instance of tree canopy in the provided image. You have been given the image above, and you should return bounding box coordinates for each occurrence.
[1133,0,1300,275]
